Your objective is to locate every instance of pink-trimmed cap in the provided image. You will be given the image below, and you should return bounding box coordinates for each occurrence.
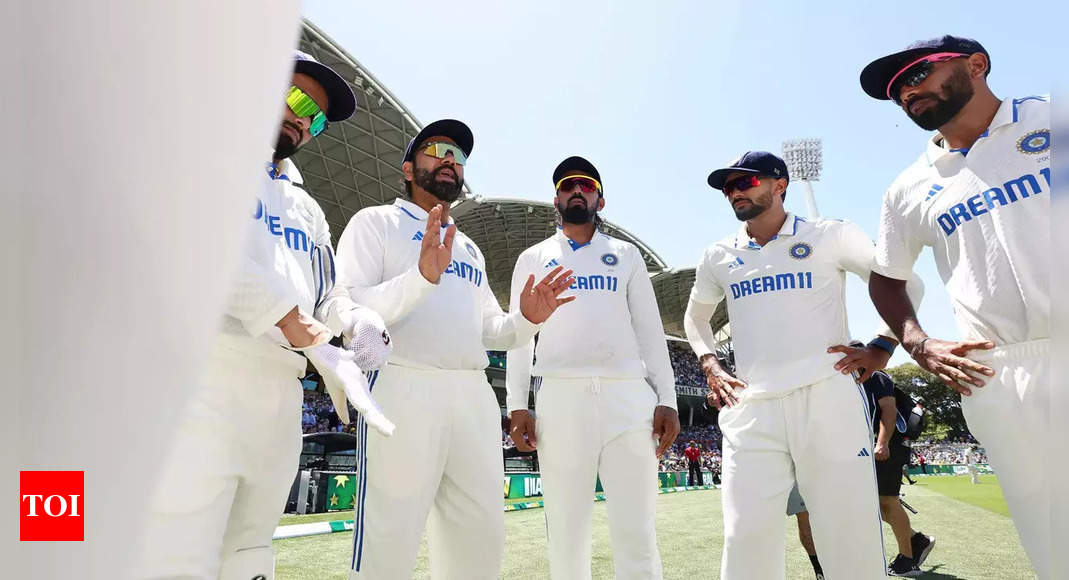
[885,52,967,100]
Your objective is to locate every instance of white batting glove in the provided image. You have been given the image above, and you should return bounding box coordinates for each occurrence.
[342,308,392,371]
[304,343,395,437]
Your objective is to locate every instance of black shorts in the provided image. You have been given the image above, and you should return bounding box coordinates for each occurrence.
[874,439,910,496]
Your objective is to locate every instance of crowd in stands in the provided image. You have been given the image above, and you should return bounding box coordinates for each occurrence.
[659,424,722,473]
[910,437,988,465]
[667,341,704,388]
[302,390,345,434]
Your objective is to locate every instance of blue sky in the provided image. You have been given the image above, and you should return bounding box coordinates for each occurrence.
[303,0,1060,364]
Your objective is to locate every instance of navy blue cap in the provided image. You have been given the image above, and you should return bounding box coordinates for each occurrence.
[707,151,789,190]
[860,35,989,101]
[293,50,357,122]
[552,156,601,186]
[402,119,474,165]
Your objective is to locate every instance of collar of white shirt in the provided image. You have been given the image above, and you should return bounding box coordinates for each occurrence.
[393,197,456,226]
[924,96,1031,165]
[734,212,803,249]
[554,227,602,251]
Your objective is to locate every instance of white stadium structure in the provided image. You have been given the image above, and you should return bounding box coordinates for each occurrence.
[294,21,730,419]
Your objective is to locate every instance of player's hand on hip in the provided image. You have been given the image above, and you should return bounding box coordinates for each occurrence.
[509,409,537,451]
[652,406,680,457]
[418,204,456,284]
[909,337,995,396]
[277,306,332,348]
[873,441,890,461]
[827,344,891,383]
[700,357,747,409]
[518,265,576,324]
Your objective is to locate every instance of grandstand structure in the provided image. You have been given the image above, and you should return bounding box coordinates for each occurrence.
[293,20,730,415]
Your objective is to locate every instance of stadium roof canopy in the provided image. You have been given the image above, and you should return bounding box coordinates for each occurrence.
[651,268,729,339]
[291,19,726,337]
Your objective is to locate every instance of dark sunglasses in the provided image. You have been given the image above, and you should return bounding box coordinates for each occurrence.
[887,52,968,104]
[721,175,761,195]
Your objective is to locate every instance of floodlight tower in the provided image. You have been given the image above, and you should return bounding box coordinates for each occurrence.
[782,138,823,219]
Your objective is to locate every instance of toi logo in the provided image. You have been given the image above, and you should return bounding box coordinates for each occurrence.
[20,471,84,541]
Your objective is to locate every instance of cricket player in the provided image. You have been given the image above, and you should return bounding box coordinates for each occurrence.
[136,52,395,579]
[684,151,924,579]
[860,35,1053,578]
[506,156,681,579]
[965,445,981,484]
[322,119,576,579]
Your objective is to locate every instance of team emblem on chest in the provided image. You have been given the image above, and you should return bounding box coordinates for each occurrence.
[464,242,479,260]
[601,253,619,266]
[1017,129,1050,154]
[788,243,812,260]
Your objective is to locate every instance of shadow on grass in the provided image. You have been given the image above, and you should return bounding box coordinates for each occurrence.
[919,563,965,579]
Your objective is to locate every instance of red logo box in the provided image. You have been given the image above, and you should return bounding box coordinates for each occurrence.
[20,471,84,541]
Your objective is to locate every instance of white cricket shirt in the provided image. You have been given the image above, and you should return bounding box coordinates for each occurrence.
[220,160,338,373]
[687,213,905,396]
[873,95,1050,345]
[324,198,539,371]
[505,230,677,412]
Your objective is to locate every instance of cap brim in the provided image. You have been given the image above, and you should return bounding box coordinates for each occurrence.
[859,47,943,101]
[707,167,759,190]
[552,156,600,184]
[294,59,357,122]
[403,119,474,164]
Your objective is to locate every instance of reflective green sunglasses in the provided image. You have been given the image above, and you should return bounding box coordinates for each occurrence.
[418,141,468,165]
[285,86,328,137]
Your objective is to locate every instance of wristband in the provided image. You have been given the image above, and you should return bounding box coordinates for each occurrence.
[867,336,897,356]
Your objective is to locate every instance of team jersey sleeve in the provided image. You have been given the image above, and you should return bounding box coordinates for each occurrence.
[505,252,536,413]
[480,254,541,352]
[223,228,301,338]
[626,246,678,409]
[321,209,436,326]
[835,221,925,340]
[872,187,926,281]
[684,246,726,359]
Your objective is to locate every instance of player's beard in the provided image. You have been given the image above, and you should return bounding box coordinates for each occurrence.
[732,189,773,221]
[273,121,305,160]
[413,165,464,203]
[556,197,597,224]
[904,65,974,131]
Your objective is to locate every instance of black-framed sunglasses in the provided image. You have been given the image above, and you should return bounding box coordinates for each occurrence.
[887,52,968,105]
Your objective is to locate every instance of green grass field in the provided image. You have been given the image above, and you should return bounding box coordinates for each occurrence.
[274,475,1032,579]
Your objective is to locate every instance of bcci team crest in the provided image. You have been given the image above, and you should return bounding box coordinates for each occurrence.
[465,242,479,259]
[789,243,812,260]
[601,253,619,266]
[1017,129,1050,154]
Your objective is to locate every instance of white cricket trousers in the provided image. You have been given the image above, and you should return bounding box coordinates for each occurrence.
[134,341,305,579]
[718,373,886,580]
[349,365,504,579]
[536,377,663,580]
[963,339,1052,579]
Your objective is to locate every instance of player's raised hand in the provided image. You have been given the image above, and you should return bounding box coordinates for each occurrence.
[827,343,892,383]
[652,406,681,457]
[518,265,576,324]
[909,337,995,396]
[418,204,456,284]
[700,354,747,409]
[509,409,537,452]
